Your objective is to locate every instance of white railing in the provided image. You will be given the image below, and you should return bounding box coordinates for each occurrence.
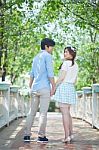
[72,84,99,129]
[0,82,99,129]
[82,87,92,124]
[9,86,19,122]
[18,89,31,117]
[0,82,30,128]
[92,84,99,129]
[0,82,10,127]
[72,90,83,119]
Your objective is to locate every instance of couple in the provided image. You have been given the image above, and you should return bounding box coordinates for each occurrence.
[24,38,78,143]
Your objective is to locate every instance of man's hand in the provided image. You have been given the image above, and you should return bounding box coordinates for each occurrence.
[50,86,56,96]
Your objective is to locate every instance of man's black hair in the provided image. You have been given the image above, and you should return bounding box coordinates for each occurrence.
[41,38,55,50]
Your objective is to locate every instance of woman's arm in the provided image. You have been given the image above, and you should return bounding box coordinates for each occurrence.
[74,77,77,85]
[56,70,66,87]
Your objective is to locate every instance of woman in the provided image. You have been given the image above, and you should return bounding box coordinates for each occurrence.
[54,46,78,143]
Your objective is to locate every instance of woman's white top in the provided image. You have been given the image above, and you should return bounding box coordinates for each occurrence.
[61,60,78,84]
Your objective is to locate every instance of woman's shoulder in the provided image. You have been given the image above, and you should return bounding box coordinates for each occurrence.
[61,60,71,70]
[62,60,78,68]
[64,60,72,65]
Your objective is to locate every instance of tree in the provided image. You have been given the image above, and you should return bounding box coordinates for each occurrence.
[0,0,99,88]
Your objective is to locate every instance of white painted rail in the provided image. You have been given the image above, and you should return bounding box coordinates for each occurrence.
[0,82,99,129]
[82,87,92,124]
[0,83,30,128]
[75,90,83,119]
[9,86,19,122]
[0,82,10,127]
[92,84,99,129]
[18,89,30,117]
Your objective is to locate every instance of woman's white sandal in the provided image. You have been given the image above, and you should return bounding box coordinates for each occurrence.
[62,136,71,143]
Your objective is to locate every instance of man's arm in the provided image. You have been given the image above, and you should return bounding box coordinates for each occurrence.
[49,77,56,96]
[29,59,34,89]
[45,54,55,96]
[29,76,34,88]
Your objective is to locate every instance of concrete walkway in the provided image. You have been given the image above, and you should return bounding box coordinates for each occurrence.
[0,112,99,150]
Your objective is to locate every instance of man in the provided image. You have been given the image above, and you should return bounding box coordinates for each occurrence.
[24,38,55,143]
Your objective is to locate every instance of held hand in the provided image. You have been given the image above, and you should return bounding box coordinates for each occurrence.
[50,86,56,96]
[51,83,60,96]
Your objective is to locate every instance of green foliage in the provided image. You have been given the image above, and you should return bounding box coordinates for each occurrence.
[0,0,99,89]
[77,42,99,89]
[48,101,56,112]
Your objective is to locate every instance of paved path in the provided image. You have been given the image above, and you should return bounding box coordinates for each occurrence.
[0,113,99,150]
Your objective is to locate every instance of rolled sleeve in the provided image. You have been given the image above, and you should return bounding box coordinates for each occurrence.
[61,61,68,72]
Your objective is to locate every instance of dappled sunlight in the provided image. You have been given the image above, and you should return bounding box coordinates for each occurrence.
[9,121,24,138]
[0,0,99,149]
[4,140,12,146]
[0,114,99,149]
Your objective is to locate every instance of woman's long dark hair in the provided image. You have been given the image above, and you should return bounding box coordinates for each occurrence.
[58,46,76,70]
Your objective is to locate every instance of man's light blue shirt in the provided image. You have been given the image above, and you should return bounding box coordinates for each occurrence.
[30,50,54,91]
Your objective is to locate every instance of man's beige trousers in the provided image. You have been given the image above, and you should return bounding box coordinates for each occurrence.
[24,88,50,137]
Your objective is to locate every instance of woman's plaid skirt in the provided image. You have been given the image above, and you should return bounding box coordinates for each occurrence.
[53,82,76,105]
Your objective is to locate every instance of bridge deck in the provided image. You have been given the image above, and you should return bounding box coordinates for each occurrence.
[0,113,99,150]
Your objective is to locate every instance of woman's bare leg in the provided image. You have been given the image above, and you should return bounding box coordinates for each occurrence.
[60,104,70,139]
[68,106,73,136]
